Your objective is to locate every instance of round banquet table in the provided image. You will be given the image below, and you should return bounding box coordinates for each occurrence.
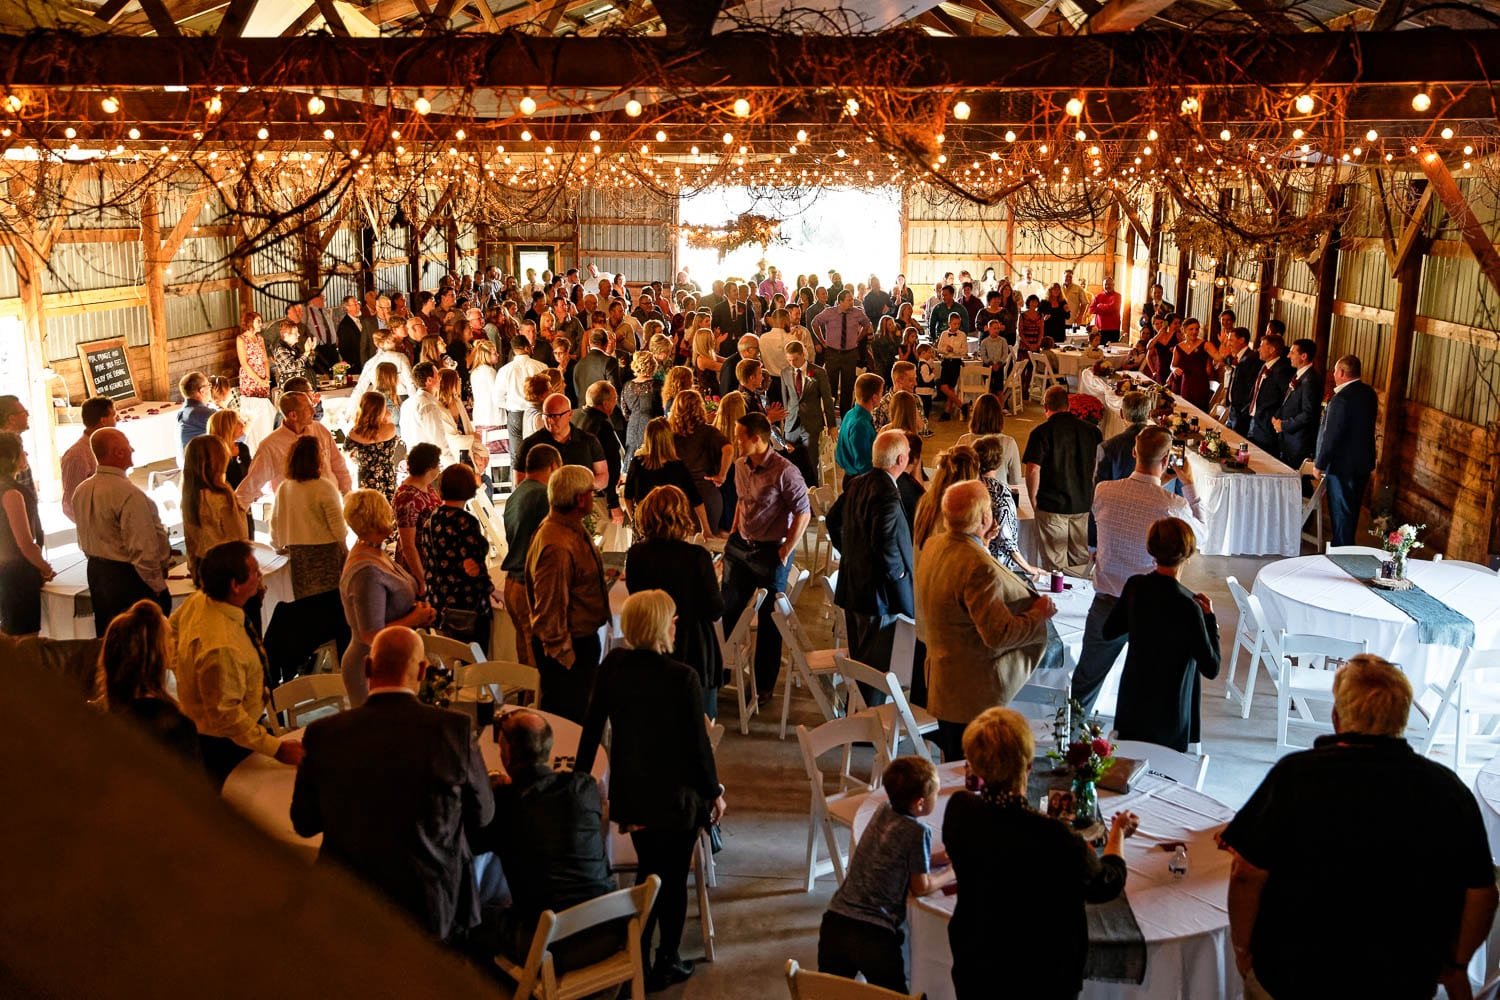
[1252,555,1500,693]
[222,705,609,861]
[851,760,1240,1000]
[1475,755,1500,861]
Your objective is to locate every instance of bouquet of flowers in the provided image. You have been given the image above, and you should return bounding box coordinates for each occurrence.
[1371,517,1425,558]
[1049,698,1115,828]
[418,663,456,709]
[1198,428,1231,460]
[1067,392,1104,426]
[1091,359,1116,378]
[703,395,721,417]
[1160,410,1193,439]
[331,361,351,381]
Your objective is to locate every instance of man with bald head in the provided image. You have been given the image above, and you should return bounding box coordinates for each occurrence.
[915,479,1057,760]
[72,426,173,635]
[516,392,608,493]
[234,389,351,507]
[291,625,494,946]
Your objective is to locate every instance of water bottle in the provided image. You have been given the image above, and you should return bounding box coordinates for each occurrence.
[1169,845,1189,879]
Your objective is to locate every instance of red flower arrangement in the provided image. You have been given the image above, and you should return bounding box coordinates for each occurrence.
[1067,392,1104,426]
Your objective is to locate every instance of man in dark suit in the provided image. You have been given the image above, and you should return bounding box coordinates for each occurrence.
[571,380,624,521]
[780,339,838,487]
[1274,337,1324,470]
[572,328,619,403]
[711,283,754,341]
[718,333,759,398]
[1247,333,1293,458]
[826,430,915,677]
[290,626,494,946]
[1220,327,1261,433]
[335,295,365,369]
[1315,354,1379,545]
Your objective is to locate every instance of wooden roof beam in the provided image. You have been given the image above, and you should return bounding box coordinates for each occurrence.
[1086,0,1178,32]
[1416,148,1500,298]
[964,0,1039,36]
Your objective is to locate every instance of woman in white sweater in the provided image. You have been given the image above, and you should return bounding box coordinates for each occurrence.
[267,434,350,678]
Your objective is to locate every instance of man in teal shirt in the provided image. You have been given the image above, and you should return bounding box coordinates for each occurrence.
[835,373,885,478]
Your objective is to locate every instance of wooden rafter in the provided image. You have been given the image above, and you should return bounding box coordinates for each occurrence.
[1391,182,1434,277]
[1087,0,1178,33]
[315,0,351,35]
[135,0,183,35]
[1108,188,1151,246]
[216,0,257,38]
[1228,0,1299,33]
[1372,0,1408,31]
[1417,150,1500,298]
[467,0,497,31]
[93,0,132,23]
[963,0,1038,36]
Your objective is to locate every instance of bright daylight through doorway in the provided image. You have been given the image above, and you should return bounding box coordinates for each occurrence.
[676,187,901,288]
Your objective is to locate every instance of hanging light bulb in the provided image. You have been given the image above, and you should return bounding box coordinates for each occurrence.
[1219,128,1232,141]
[322,128,334,140]
[1004,130,1016,143]
[206,95,222,115]
[1294,93,1315,115]
[307,94,326,115]
[732,97,751,117]
[128,127,141,140]
[519,129,531,142]
[1365,128,1378,142]
[1180,96,1200,115]
[845,97,860,116]
[519,94,537,116]
[100,95,120,114]
[953,100,970,121]
[1065,96,1084,117]
[1441,126,1455,140]
[624,98,642,117]
[1412,90,1431,112]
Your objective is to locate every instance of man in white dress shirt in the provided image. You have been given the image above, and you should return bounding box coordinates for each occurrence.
[350,330,418,402]
[496,336,548,476]
[60,395,116,523]
[235,391,352,507]
[1061,269,1090,328]
[72,428,173,636]
[1070,426,1205,714]
[399,361,450,451]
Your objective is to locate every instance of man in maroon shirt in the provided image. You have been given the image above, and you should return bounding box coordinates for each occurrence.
[1088,276,1123,345]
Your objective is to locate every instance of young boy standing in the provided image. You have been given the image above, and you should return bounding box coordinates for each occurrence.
[817,756,955,992]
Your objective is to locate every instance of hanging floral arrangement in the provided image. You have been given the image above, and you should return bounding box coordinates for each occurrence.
[681,213,787,261]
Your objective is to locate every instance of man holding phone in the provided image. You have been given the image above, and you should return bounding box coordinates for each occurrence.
[1071,427,1205,716]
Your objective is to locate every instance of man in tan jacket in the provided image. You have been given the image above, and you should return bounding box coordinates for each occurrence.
[916,481,1056,761]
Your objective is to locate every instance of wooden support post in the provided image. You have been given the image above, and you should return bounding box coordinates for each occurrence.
[1004,201,1017,279]
[1255,257,1275,337]
[898,186,909,280]
[1146,191,1164,283]
[1122,201,1136,332]
[140,192,171,401]
[1174,248,1192,318]
[1375,240,1424,495]
[446,217,459,275]
[1417,149,1500,298]
[1103,200,1119,279]
[1310,217,1343,376]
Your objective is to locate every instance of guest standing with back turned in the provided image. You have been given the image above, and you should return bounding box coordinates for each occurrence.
[1314,354,1378,546]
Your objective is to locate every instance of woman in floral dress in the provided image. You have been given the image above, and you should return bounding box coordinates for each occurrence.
[416,464,492,648]
[343,391,400,500]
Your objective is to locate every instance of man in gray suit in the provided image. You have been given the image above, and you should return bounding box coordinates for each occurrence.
[780,339,838,487]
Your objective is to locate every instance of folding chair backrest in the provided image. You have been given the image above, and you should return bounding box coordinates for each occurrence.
[269,674,349,733]
[1278,631,1368,668]
[421,631,485,670]
[889,614,917,688]
[456,660,540,705]
[511,876,660,1000]
[835,655,932,763]
[1110,739,1209,791]
[1224,576,1263,641]
[1325,544,1387,558]
[549,876,659,942]
[722,588,767,658]
[786,565,811,605]
[786,958,920,1000]
[797,714,887,797]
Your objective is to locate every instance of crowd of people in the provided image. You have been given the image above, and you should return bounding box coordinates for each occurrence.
[7,252,1447,999]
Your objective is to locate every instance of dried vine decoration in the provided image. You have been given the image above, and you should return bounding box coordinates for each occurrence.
[681,212,787,260]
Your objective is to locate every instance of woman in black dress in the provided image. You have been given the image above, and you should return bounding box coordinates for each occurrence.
[624,485,724,717]
[623,417,710,535]
[0,432,51,635]
[944,707,1137,1000]
[99,599,201,764]
[577,589,725,991]
[1104,516,1220,751]
[416,464,493,650]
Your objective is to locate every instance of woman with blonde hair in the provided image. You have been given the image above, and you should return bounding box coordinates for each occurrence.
[620,349,661,457]
[669,389,732,531]
[625,486,724,715]
[880,390,924,437]
[436,367,485,472]
[343,390,400,500]
[468,336,503,430]
[207,408,254,538]
[623,417,710,535]
[711,389,748,534]
[913,444,980,553]
[522,370,553,436]
[690,328,722,396]
[577,588,725,991]
[661,364,695,415]
[418,335,451,371]
[181,434,248,579]
[98,599,200,763]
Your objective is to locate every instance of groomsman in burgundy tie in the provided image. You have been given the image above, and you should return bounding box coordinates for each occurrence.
[1246,333,1292,459]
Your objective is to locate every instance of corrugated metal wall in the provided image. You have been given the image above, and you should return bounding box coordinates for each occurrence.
[577,188,673,284]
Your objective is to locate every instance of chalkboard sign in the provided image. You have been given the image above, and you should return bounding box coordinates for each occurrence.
[77,337,140,406]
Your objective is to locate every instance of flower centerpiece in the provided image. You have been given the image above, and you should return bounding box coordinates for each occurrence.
[1091,359,1115,378]
[1067,392,1103,426]
[1049,699,1115,829]
[331,361,351,385]
[1370,516,1426,585]
[703,394,721,417]
[1198,428,1231,461]
[418,663,456,709]
[1159,409,1194,440]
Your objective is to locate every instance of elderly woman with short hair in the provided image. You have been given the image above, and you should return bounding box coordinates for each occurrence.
[577,590,726,991]
[944,706,1137,999]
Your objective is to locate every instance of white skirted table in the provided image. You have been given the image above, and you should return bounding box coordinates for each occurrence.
[222,705,609,861]
[1080,370,1302,557]
[1252,555,1500,695]
[56,401,185,469]
[40,542,292,639]
[1049,344,1132,380]
[850,760,1240,1000]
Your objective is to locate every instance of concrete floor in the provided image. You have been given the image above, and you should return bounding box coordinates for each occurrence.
[651,399,1311,999]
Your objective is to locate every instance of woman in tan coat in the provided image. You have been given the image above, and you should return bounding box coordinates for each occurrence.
[915,480,1056,761]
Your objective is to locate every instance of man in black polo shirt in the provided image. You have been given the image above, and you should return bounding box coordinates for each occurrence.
[516,392,607,495]
[1021,384,1101,574]
[1221,655,1496,1000]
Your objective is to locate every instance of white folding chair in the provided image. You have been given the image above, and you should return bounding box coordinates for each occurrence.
[835,654,941,764]
[1276,631,1369,749]
[1028,351,1060,399]
[1001,361,1026,416]
[816,572,849,652]
[771,594,843,739]
[785,563,812,605]
[1300,465,1327,552]
[456,660,540,706]
[785,958,921,999]
[1109,739,1210,791]
[889,614,918,690]
[1433,553,1500,576]
[495,876,660,1000]
[421,631,486,671]
[796,714,888,891]
[468,489,509,557]
[1411,648,1499,763]
[1222,575,1281,720]
[720,588,768,735]
[958,364,990,408]
[1325,544,1387,558]
[267,674,349,735]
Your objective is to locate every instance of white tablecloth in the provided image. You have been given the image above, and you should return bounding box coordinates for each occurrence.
[57,401,184,469]
[222,706,609,861]
[1050,345,1131,380]
[40,542,291,639]
[1475,756,1500,861]
[1252,555,1500,693]
[1082,371,1301,557]
[851,761,1239,1000]
[1013,576,1125,718]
